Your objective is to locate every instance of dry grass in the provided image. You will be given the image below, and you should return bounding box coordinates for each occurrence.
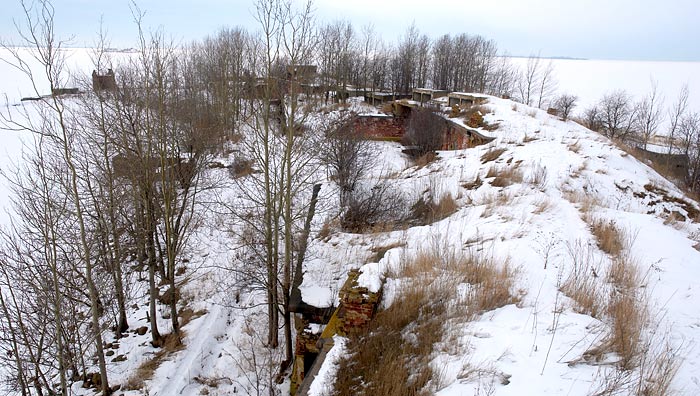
[605,289,646,370]
[523,134,539,143]
[486,165,524,188]
[316,219,334,241]
[607,255,640,292]
[586,226,648,373]
[411,193,459,225]
[567,140,582,153]
[480,147,507,164]
[532,195,553,214]
[478,189,515,218]
[528,163,548,190]
[415,151,438,167]
[560,241,605,318]
[334,247,519,396]
[644,182,700,221]
[462,174,483,190]
[563,184,601,213]
[586,217,624,257]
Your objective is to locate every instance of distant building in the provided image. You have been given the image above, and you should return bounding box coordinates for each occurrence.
[363,92,411,106]
[636,148,689,180]
[286,64,320,96]
[447,92,487,108]
[52,87,80,96]
[286,65,317,82]
[412,88,448,105]
[92,69,116,92]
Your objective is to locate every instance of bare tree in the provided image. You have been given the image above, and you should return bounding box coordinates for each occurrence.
[318,112,375,206]
[536,60,557,109]
[431,34,452,90]
[0,1,112,393]
[358,23,378,94]
[235,0,321,368]
[516,54,541,106]
[679,112,700,190]
[635,79,665,149]
[582,104,603,132]
[667,84,689,154]
[599,90,637,141]
[554,94,578,121]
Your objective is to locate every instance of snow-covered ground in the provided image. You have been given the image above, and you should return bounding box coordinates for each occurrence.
[306,98,700,395]
[3,47,700,395]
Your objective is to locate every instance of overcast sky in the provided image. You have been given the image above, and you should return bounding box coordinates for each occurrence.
[1,0,699,61]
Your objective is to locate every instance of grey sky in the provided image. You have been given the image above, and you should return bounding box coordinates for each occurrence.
[1,0,698,61]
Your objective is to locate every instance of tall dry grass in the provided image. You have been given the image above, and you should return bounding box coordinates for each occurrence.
[333,245,519,396]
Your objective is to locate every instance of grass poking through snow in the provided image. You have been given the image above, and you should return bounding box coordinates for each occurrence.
[333,245,519,396]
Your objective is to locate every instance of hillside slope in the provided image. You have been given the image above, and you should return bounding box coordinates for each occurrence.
[3,62,700,393]
[301,97,700,395]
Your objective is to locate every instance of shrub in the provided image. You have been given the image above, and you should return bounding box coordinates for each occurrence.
[402,108,446,158]
[466,110,485,128]
[553,94,578,121]
[340,181,407,233]
[410,193,459,225]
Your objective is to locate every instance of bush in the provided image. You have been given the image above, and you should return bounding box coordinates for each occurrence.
[340,181,407,233]
[402,108,445,158]
[466,110,485,128]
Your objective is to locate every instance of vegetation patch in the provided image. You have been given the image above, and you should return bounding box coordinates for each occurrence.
[124,332,186,390]
[586,217,624,257]
[480,147,507,163]
[486,165,523,188]
[333,247,519,396]
[410,193,459,225]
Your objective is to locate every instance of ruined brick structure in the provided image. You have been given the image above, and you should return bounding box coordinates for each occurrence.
[290,269,383,395]
[92,69,116,92]
[335,270,382,336]
[353,115,406,141]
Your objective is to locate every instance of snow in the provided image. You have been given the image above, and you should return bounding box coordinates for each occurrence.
[307,336,347,396]
[300,279,334,308]
[306,95,700,395]
[356,262,384,293]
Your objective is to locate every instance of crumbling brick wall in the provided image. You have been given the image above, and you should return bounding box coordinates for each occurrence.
[336,269,382,336]
[354,115,406,141]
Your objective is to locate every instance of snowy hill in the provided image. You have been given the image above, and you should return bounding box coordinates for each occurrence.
[299,97,700,395]
[2,45,700,395]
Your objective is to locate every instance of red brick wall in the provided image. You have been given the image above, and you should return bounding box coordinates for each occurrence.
[354,116,406,140]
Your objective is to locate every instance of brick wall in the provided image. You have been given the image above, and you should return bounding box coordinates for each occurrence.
[336,270,382,336]
[354,116,406,140]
